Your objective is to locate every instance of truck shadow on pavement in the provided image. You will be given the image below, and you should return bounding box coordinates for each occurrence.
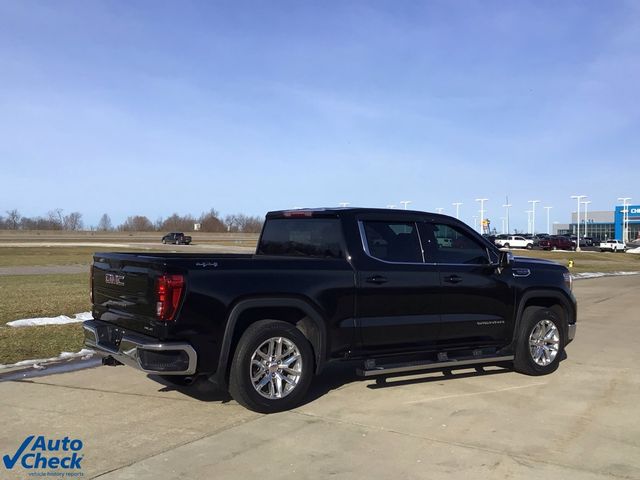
[146,357,546,408]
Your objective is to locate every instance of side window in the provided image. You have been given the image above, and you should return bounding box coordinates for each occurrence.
[362,221,423,263]
[431,223,489,265]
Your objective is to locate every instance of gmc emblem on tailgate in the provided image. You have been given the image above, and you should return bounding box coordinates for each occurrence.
[105,273,125,286]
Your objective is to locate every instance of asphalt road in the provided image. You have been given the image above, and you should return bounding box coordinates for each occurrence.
[1,275,638,479]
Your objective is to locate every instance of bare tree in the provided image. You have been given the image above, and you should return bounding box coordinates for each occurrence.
[47,209,64,230]
[241,215,263,233]
[63,212,83,231]
[5,209,21,229]
[161,213,195,232]
[97,214,113,231]
[225,213,263,233]
[199,209,226,232]
[118,215,154,231]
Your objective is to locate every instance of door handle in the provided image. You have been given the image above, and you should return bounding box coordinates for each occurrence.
[444,275,462,284]
[366,275,388,285]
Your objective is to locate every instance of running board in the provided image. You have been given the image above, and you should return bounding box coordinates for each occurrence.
[357,355,514,377]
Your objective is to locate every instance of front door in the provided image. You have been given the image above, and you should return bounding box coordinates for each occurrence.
[424,222,514,349]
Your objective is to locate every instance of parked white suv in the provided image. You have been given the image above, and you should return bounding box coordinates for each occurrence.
[494,235,533,250]
[599,239,627,253]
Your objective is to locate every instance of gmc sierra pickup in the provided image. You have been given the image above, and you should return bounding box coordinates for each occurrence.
[84,208,577,413]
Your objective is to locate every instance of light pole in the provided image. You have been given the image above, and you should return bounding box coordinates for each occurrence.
[452,202,463,219]
[475,198,488,234]
[571,195,587,252]
[528,200,540,235]
[544,206,552,235]
[435,208,444,214]
[526,210,532,234]
[400,200,412,210]
[618,197,631,243]
[502,201,512,235]
[582,200,591,237]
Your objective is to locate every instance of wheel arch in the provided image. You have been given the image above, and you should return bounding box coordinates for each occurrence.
[211,297,328,388]
[511,289,576,349]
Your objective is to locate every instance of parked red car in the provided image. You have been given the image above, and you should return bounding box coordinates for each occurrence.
[539,236,576,251]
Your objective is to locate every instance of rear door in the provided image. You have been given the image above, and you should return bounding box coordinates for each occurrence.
[355,217,441,353]
[423,221,514,348]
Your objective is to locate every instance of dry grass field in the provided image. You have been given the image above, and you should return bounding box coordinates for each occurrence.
[0,231,637,366]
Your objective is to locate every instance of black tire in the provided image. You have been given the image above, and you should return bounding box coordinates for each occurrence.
[514,307,565,376]
[162,240,167,244]
[526,244,533,250]
[504,243,510,249]
[552,246,557,251]
[229,320,314,413]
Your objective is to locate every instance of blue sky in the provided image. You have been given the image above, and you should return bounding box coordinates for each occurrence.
[1,1,638,231]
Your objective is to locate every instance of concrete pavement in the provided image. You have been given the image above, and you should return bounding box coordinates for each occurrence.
[1,275,638,479]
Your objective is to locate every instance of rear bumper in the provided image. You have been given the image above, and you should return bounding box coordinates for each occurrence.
[83,320,197,375]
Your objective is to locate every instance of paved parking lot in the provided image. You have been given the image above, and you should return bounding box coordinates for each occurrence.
[1,275,639,479]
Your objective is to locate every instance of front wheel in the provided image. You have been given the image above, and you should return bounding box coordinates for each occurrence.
[229,320,314,413]
[514,307,564,376]
[504,243,510,249]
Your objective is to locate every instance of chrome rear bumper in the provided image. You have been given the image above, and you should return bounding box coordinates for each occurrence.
[83,320,197,375]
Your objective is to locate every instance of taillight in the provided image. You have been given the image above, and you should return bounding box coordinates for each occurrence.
[156,274,185,321]
[89,264,94,303]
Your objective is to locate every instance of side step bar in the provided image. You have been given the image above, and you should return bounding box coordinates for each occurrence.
[357,355,514,377]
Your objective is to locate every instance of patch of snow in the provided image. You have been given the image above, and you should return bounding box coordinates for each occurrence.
[7,312,93,328]
[573,271,640,280]
[0,349,95,370]
[627,247,640,254]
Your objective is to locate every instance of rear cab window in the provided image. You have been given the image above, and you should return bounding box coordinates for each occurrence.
[257,218,345,259]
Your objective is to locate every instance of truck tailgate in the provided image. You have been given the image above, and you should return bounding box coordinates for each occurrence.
[91,253,172,336]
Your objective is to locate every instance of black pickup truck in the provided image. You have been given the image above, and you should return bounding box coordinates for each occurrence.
[84,208,576,413]
[161,232,192,245]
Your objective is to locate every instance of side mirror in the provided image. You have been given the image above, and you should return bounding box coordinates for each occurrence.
[498,250,513,272]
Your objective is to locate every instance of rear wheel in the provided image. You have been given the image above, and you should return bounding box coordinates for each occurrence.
[514,307,564,376]
[526,244,533,250]
[504,243,510,249]
[229,320,314,413]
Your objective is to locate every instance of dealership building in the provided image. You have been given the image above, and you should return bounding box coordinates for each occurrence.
[553,205,640,241]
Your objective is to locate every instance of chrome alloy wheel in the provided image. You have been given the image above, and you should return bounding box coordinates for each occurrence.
[528,319,560,366]
[250,337,302,399]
